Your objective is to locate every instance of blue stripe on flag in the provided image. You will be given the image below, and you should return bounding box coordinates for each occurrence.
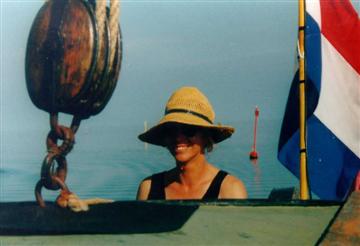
[305,13,321,92]
[279,116,359,200]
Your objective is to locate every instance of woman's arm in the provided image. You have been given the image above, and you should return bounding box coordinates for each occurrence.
[219,175,248,199]
[136,179,151,200]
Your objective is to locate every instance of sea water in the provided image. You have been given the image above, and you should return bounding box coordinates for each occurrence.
[1,1,303,203]
[0,118,298,202]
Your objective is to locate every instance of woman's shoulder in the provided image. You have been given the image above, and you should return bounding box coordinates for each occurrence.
[219,172,248,199]
[143,170,167,181]
[136,170,170,200]
[136,178,152,200]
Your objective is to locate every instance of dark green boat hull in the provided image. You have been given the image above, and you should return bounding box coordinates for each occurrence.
[0,199,343,245]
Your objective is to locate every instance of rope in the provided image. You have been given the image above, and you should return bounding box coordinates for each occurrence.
[96,0,107,59]
[57,190,114,212]
[109,0,120,69]
[95,0,120,71]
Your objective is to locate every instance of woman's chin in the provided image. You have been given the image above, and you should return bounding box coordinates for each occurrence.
[175,155,190,163]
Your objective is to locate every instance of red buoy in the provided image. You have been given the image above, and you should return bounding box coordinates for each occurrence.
[249,106,259,159]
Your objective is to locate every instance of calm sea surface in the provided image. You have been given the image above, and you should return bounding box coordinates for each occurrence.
[1,1,301,202]
[1,118,298,202]
[2,0,358,204]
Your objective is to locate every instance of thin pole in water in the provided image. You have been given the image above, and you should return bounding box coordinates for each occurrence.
[249,106,259,160]
[144,121,148,150]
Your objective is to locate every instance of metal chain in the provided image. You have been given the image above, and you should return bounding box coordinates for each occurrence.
[35,113,81,207]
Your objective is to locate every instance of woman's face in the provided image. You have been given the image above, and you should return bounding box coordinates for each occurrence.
[164,124,207,164]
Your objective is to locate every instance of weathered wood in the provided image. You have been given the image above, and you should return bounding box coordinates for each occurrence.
[25,0,97,114]
[320,191,360,245]
[25,0,122,118]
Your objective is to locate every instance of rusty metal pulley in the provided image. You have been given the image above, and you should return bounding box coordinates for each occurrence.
[25,0,122,207]
[25,0,122,119]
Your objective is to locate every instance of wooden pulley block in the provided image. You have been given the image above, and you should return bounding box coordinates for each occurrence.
[25,0,122,118]
[84,22,122,117]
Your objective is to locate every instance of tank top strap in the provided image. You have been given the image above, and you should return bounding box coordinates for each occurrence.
[148,171,166,200]
[202,170,228,200]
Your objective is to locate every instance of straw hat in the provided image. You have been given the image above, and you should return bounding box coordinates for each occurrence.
[138,86,235,146]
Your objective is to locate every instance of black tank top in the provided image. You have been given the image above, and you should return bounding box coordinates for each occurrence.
[147,170,228,200]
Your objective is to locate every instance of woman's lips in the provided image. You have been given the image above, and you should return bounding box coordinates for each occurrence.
[175,144,189,152]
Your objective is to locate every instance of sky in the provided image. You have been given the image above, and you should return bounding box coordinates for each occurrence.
[1,0,359,150]
[0,0,298,131]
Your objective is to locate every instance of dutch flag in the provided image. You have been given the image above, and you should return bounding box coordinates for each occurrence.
[278,0,360,200]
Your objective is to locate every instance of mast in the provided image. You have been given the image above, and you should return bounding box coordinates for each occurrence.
[298,0,310,200]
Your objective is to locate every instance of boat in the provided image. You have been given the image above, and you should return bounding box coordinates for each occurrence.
[0,190,359,244]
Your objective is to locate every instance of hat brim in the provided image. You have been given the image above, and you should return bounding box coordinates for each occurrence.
[138,112,235,146]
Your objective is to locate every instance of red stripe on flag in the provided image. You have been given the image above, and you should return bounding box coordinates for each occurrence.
[320,0,360,74]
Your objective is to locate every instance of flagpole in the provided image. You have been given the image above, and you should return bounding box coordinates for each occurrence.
[298,0,310,200]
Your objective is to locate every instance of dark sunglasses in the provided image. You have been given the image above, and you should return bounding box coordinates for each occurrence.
[163,124,202,138]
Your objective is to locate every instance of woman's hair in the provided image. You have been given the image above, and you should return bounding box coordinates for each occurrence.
[203,131,215,153]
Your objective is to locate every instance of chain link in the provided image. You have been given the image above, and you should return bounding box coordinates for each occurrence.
[35,113,81,207]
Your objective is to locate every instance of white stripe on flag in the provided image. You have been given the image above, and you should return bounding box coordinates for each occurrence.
[305,0,321,27]
[314,35,360,158]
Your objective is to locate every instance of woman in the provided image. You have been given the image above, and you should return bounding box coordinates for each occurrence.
[137,86,247,200]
